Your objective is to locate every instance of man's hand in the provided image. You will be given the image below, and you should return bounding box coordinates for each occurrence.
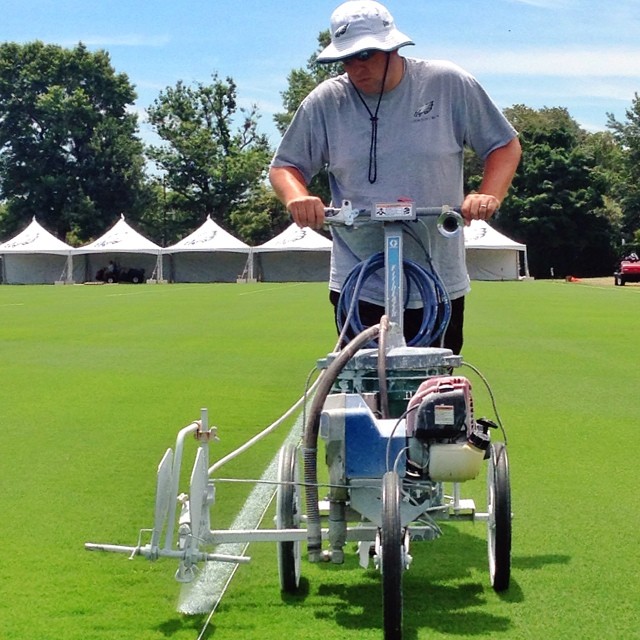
[461,137,521,224]
[461,193,500,224]
[287,195,326,230]
[269,166,327,229]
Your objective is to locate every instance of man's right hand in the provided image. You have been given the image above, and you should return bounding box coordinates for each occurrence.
[269,166,327,230]
[287,195,326,230]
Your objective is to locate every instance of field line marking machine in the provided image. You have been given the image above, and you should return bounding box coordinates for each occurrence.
[85,201,513,639]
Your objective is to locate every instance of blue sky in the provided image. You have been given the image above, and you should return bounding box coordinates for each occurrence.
[3,0,640,147]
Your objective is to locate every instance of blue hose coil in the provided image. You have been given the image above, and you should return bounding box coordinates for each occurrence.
[336,252,451,347]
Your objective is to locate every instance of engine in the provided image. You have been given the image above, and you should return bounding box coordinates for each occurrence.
[405,376,489,481]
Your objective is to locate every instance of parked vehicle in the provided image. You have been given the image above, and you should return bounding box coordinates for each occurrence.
[614,253,640,286]
[95,262,145,284]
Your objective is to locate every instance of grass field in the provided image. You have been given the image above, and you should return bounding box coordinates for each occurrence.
[1,279,639,640]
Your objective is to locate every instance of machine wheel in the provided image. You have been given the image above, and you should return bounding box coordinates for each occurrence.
[381,471,403,639]
[487,442,511,592]
[276,442,301,593]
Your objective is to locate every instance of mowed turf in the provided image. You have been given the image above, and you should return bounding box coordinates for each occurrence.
[0,279,638,640]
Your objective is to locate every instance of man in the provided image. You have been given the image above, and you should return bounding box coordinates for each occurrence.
[269,0,521,353]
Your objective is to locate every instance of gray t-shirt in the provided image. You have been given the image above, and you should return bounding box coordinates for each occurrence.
[271,57,518,305]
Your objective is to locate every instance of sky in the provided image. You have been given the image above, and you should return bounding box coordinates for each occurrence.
[3,0,640,148]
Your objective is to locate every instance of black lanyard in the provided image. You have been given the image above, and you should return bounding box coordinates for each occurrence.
[351,53,391,184]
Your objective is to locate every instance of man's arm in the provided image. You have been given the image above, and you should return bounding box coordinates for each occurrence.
[269,165,326,229]
[462,137,522,222]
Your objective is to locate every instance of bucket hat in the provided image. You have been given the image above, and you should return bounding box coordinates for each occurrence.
[316,1,414,63]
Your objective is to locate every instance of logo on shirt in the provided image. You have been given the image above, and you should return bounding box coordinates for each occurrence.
[414,101,434,118]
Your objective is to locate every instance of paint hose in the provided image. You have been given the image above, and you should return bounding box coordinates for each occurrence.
[302,324,381,561]
[336,252,451,347]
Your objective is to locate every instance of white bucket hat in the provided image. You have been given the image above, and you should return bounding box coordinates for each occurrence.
[316,1,414,63]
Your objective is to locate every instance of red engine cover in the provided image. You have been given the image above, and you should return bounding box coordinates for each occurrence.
[406,375,474,438]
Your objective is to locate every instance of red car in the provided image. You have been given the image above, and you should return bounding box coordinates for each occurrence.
[614,255,640,286]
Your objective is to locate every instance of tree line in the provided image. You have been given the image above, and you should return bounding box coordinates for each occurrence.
[1,39,639,279]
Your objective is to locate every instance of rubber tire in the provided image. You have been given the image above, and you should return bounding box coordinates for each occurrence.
[276,442,301,593]
[487,442,512,592]
[381,471,403,639]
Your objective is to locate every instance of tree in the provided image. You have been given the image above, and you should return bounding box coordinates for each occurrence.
[228,183,290,246]
[579,129,625,244]
[0,41,148,243]
[274,30,339,136]
[607,93,640,241]
[491,105,618,278]
[146,75,272,238]
[274,30,340,205]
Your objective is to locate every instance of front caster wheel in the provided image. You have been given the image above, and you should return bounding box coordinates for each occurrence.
[381,471,404,639]
[276,442,301,593]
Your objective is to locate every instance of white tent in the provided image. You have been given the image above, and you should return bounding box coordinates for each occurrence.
[164,215,250,283]
[74,215,163,282]
[0,218,76,284]
[464,220,529,281]
[252,224,332,282]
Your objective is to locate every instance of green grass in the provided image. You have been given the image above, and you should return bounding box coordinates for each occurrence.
[1,280,639,639]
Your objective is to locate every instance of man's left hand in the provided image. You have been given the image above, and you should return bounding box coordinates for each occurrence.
[461,193,500,224]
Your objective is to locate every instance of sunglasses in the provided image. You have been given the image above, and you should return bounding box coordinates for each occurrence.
[342,49,378,64]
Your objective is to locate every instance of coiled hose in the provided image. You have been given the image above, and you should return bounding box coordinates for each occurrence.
[335,252,451,347]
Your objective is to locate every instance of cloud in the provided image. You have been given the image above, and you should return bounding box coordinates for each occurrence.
[449,46,640,78]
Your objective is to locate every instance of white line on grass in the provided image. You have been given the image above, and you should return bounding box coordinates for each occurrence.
[177,415,304,619]
[105,287,165,297]
[237,283,307,296]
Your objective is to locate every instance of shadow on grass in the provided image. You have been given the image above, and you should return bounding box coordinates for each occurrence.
[513,553,571,571]
[290,524,571,638]
[156,614,209,637]
[153,529,571,638]
[281,576,312,603]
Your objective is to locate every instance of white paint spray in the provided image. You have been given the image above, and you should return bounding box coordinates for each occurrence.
[177,417,303,616]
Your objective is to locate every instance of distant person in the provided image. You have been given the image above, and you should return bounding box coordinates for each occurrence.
[269,0,521,353]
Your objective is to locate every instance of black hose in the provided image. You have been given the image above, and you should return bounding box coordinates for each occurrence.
[303,324,381,559]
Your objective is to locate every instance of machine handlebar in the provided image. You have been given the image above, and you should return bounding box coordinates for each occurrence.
[324,200,464,237]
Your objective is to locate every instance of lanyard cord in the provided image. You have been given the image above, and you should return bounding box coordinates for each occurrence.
[351,53,391,184]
